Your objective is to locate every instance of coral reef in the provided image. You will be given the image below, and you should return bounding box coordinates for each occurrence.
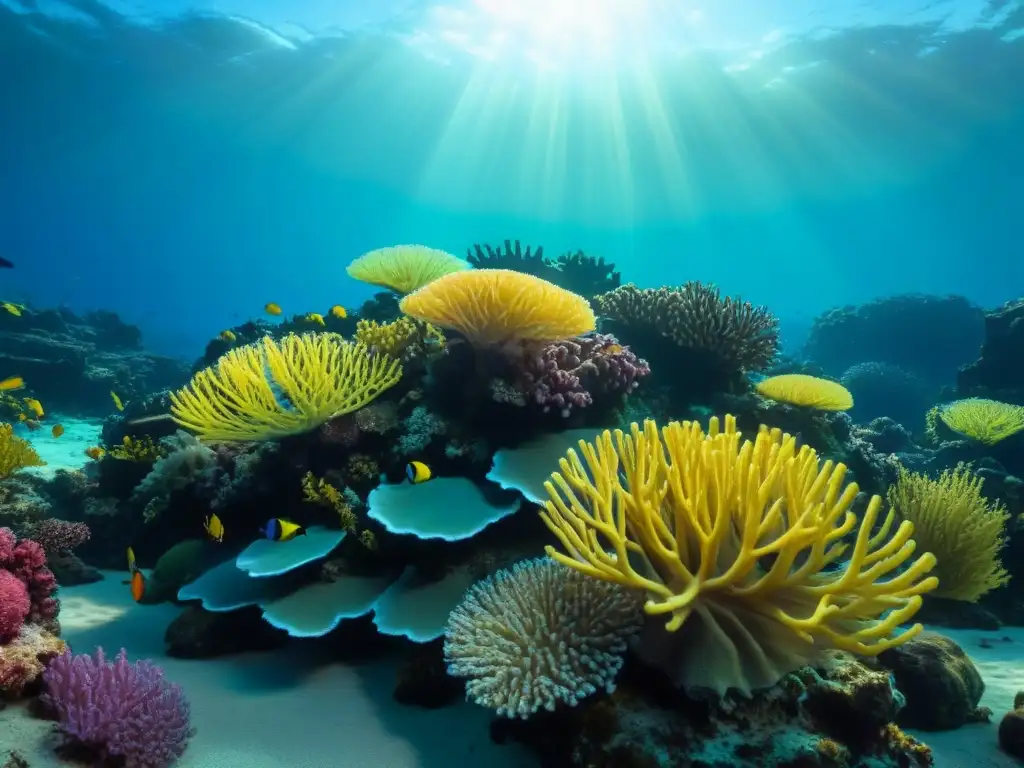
[0,306,188,415]
[466,239,621,298]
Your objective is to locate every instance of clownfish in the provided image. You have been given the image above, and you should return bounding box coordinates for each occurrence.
[262,518,306,542]
[406,460,432,484]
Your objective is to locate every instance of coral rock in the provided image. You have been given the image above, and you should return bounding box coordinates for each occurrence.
[877,631,987,730]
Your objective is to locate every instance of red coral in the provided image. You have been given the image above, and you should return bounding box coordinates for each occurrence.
[0,569,30,643]
[0,527,59,625]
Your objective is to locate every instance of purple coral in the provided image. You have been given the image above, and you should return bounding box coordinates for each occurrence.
[517,334,650,416]
[42,647,195,768]
[27,519,91,554]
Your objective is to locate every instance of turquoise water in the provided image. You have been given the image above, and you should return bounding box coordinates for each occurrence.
[1,0,1021,356]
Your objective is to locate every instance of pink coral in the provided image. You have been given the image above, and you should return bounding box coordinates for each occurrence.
[28,519,91,554]
[515,333,650,416]
[0,527,59,625]
[0,569,30,643]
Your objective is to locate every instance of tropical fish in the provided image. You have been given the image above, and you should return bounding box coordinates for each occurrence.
[23,398,43,418]
[0,376,24,391]
[330,305,347,319]
[263,518,306,542]
[0,257,13,268]
[17,413,25,422]
[52,424,64,438]
[604,343,624,355]
[85,446,105,460]
[406,460,433,484]
[219,330,237,342]
[111,391,124,411]
[1,303,21,317]
[305,312,326,326]
[265,303,282,316]
[127,545,138,573]
[130,569,146,602]
[204,513,225,543]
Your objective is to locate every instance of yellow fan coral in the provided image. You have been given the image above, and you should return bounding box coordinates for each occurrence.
[887,463,1009,602]
[346,245,470,294]
[170,333,401,441]
[756,374,853,411]
[399,268,596,345]
[540,415,937,695]
[0,422,45,479]
[939,398,1024,445]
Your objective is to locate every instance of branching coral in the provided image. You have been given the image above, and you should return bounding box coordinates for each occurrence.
[887,464,1009,602]
[346,244,470,294]
[25,520,90,554]
[513,333,650,416]
[354,317,445,362]
[0,527,58,627]
[594,282,779,374]
[0,423,45,478]
[42,647,195,768]
[169,333,402,441]
[400,269,596,345]
[466,240,621,297]
[444,557,643,719]
[108,435,166,462]
[540,415,938,695]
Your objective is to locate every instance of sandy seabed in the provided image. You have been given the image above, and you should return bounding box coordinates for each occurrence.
[4,422,1021,767]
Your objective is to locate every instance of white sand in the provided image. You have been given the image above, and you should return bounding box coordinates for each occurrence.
[18,417,102,478]
[0,575,536,767]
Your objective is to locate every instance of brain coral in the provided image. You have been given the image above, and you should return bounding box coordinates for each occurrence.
[444,557,642,719]
[400,269,596,345]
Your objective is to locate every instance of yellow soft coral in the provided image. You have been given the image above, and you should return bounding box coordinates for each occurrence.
[939,398,1024,445]
[302,471,357,532]
[108,435,166,462]
[0,422,45,478]
[347,245,470,294]
[540,415,938,695]
[400,268,595,345]
[755,374,853,411]
[888,463,1009,602]
[170,333,402,442]
[353,317,445,362]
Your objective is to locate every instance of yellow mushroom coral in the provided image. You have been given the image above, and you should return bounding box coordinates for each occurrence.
[755,374,853,411]
[170,333,401,441]
[399,268,596,345]
[346,245,470,294]
[540,415,937,695]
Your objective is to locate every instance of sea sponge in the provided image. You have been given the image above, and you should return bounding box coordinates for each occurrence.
[444,557,642,719]
[938,398,1024,445]
[0,423,45,479]
[399,269,596,345]
[346,245,470,294]
[887,463,1009,602]
[170,333,402,441]
[540,416,938,695]
[756,374,854,411]
[0,624,66,695]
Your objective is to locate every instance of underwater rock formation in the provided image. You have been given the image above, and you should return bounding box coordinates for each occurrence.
[805,294,984,386]
[0,307,188,416]
[841,361,934,429]
[957,296,1024,402]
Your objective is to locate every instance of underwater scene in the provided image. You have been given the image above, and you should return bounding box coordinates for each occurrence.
[1,0,1024,766]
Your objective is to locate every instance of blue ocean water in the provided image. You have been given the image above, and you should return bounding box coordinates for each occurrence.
[1,0,1021,359]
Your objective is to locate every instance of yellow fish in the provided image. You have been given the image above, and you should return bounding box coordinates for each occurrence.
[406,460,433,484]
[265,303,282,316]
[604,343,624,355]
[305,312,325,326]
[111,391,124,411]
[0,376,24,391]
[263,518,306,542]
[127,545,138,573]
[203,513,225,543]
[23,398,43,418]
[52,424,64,438]
[330,305,347,319]
[1,303,22,317]
[85,446,106,460]
[219,330,237,342]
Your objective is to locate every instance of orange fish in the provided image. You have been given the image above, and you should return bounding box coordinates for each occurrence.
[130,569,146,602]
[85,446,105,460]
[0,376,24,391]
[52,424,64,438]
